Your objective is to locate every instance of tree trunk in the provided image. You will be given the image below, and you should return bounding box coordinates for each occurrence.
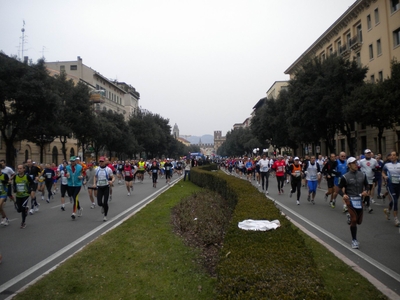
[5,139,16,169]
[59,135,68,160]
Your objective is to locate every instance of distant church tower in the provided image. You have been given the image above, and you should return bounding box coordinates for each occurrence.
[173,123,179,139]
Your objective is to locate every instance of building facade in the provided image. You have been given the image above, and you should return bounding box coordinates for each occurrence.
[46,56,140,121]
[285,0,400,156]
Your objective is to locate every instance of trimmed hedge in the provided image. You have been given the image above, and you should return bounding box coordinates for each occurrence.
[191,165,331,299]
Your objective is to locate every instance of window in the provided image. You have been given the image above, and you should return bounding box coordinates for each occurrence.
[370,74,375,82]
[70,65,77,70]
[337,39,342,52]
[369,44,374,59]
[346,32,351,46]
[391,0,399,13]
[374,8,380,24]
[379,71,383,82]
[394,28,400,47]
[377,39,382,55]
[356,24,363,42]
[367,14,372,30]
[355,52,361,67]
[60,65,65,72]
[329,46,333,55]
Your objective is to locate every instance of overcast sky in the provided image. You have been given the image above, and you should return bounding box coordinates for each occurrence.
[1,0,356,137]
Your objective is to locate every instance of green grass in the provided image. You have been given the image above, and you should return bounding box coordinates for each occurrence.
[14,179,388,299]
[15,181,216,300]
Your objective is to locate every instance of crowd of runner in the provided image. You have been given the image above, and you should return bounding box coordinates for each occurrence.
[220,149,400,249]
[0,156,194,230]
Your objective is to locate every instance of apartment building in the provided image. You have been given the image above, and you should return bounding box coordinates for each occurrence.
[46,56,140,121]
[285,0,400,155]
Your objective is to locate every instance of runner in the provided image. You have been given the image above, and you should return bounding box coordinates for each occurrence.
[116,160,124,184]
[271,155,286,195]
[93,157,114,222]
[382,151,400,226]
[359,149,377,213]
[150,159,160,188]
[137,158,146,183]
[258,154,270,195]
[13,164,34,228]
[338,157,370,249]
[43,163,55,203]
[106,158,115,201]
[25,159,41,215]
[0,170,10,226]
[333,151,349,213]
[37,164,45,201]
[322,153,338,208]
[58,160,69,211]
[289,157,303,205]
[164,158,173,185]
[66,156,84,220]
[123,160,134,195]
[0,160,15,204]
[303,155,321,204]
[85,163,97,208]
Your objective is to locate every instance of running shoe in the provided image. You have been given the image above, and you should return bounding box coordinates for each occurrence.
[41,196,44,201]
[78,208,83,217]
[311,200,315,205]
[127,192,130,196]
[266,191,269,195]
[343,205,348,213]
[0,218,5,225]
[61,205,65,211]
[90,203,96,209]
[46,198,50,203]
[346,213,351,225]
[20,222,26,229]
[29,209,34,215]
[324,194,328,201]
[368,207,373,214]
[103,216,107,222]
[2,218,9,226]
[394,217,400,227]
[370,198,375,204]
[351,239,359,249]
[296,200,300,205]
[71,213,76,220]
[330,201,335,208]
[307,195,311,202]
[35,204,40,212]
[384,208,390,220]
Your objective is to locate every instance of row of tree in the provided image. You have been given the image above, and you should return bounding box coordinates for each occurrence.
[217,56,400,157]
[0,53,199,167]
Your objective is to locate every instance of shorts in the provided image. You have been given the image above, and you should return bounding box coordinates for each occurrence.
[138,170,145,174]
[326,177,334,188]
[125,176,133,182]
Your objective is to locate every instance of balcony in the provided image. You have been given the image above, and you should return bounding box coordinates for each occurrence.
[349,36,363,51]
[89,90,106,104]
[339,45,350,59]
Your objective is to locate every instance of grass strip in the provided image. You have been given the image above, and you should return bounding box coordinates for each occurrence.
[14,181,216,300]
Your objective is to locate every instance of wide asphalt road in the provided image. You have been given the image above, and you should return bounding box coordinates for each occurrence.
[0,173,182,300]
[1,168,399,299]
[226,169,400,299]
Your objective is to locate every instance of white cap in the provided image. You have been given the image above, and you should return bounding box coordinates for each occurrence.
[347,157,357,164]
[294,157,300,160]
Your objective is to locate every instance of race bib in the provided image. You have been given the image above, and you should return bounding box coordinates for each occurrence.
[310,175,317,180]
[350,196,362,209]
[262,167,268,172]
[98,179,107,186]
[17,183,25,192]
[46,173,52,179]
[152,169,157,173]
[166,167,170,170]
[392,175,400,184]
[295,171,300,177]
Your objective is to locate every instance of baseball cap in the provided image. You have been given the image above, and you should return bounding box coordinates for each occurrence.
[294,157,300,160]
[364,149,372,154]
[347,157,357,164]
[99,156,106,162]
